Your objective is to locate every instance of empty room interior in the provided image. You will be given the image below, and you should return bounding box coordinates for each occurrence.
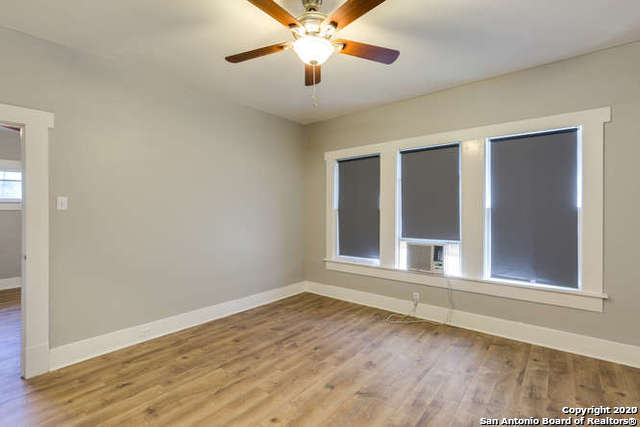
[0,0,639,425]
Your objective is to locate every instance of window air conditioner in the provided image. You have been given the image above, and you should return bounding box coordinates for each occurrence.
[406,243,444,274]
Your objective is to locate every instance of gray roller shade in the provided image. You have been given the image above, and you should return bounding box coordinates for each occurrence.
[401,144,460,241]
[490,128,578,288]
[338,155,380,259]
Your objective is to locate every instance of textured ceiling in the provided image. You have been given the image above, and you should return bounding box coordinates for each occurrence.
[1,0,639,124]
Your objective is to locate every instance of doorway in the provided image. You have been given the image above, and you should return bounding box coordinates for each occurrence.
[0,124,22,385]
[0,103,53,379]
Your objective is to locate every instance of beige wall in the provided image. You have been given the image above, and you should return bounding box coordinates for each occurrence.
[0,211,21,280]
[0,28,305,347]
[0,128,21,280]
[304,41,640,347]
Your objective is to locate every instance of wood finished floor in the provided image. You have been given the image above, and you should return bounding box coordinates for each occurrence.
[0,292,638,426]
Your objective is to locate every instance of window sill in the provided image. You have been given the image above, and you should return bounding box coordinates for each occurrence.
[334,255,380,266]
[0,203,21,211]
[324,259,606,312]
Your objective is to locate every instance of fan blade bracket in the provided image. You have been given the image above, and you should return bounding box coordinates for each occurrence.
[323,21,339,35]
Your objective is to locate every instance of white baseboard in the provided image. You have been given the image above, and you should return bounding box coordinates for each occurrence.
[24,343,50,379]
[304,281,640,369]
[48,280,640,373]
[0,276,21,290]
[49,282,306,371]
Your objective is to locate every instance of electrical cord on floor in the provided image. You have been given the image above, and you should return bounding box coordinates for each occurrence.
[384,291,439,325]
[384,312,436,325]
[384,301,435,324]
[383,274,455,326]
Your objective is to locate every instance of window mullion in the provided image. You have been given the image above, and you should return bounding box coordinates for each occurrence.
[461,139,485,280]
[379,148,397,268]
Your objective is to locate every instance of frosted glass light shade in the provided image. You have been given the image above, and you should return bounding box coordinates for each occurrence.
[293,36,334,65]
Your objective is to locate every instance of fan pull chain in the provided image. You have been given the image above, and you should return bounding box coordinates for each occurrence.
[312,66,319,108]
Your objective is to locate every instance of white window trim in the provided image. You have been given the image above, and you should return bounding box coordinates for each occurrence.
[324,107,610,312]
[0,159,23,209]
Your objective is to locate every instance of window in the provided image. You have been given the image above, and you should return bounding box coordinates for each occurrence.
[0,168,22,202]
[399,144,461,274]
[486,128,579,288]
[324,108,608,311]
[337,155,380,261]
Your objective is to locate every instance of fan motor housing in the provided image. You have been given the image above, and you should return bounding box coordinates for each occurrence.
[302,0,323,12]
[298,11,326,26]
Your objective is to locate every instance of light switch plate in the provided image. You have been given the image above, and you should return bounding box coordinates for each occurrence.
[56,196,68,211]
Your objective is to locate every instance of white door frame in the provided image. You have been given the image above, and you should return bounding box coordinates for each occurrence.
[0,103,54,379]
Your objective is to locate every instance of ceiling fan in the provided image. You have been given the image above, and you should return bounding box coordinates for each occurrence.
[225,0,400,87]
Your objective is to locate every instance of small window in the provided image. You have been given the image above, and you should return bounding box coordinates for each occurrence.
[0,169,22,202]
[337,155,380,261]
[487,128,579,288]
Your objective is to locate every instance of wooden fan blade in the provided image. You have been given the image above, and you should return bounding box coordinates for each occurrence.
[225,42,290,63]
[305,64,321,86]
[334,39,399,64]
[247,0,301,28]
[324,0,387,31]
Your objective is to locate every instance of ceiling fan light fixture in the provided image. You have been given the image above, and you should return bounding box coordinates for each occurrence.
[226,0,400,88]
[293,36,334,65]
